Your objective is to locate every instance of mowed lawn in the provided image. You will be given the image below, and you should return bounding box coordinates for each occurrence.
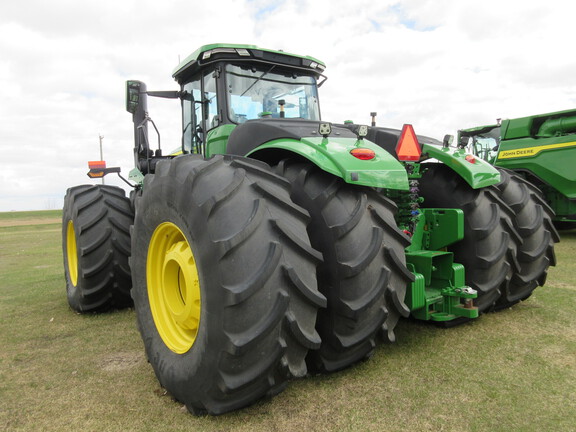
[0,210,574,432]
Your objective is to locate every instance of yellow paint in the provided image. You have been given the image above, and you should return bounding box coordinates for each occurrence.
[498,141,576,159]
[147,222,201,354]
[66,220,78,286]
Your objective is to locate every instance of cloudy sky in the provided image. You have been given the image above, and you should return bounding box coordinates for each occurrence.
[1,0,575,211]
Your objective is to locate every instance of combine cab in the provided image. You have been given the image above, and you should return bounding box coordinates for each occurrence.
[61,44,558,415]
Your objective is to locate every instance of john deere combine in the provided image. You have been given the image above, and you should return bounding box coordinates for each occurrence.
[459,108,576,228]
[62,43,558,415]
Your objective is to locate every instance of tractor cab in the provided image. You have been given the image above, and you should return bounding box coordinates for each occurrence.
[173,44,326,157]
[126,44,327,174]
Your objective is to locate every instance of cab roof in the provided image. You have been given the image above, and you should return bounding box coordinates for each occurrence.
[172,43,326,83]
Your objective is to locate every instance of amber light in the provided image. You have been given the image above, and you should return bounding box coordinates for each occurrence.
[396,124,422,161]
[350,148,376,160]
[87,160,107,178]
[465,155,476,164]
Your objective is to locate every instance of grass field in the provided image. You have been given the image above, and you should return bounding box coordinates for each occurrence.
[1,210,574,431]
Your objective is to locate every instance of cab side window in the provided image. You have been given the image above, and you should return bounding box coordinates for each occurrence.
[203,71,219,130]
[182,78,202,154]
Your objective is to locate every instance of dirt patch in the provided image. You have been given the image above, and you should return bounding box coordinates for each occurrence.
[0,218,61,227]
[99,351,145,372]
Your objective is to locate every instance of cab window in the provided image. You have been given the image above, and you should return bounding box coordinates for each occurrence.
[225,64,320,123]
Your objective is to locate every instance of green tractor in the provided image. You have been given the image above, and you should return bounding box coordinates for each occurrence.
[62,43,558,415]
[459,108,576,229]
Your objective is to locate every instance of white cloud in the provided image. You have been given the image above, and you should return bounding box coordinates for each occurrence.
[0,0,575,210]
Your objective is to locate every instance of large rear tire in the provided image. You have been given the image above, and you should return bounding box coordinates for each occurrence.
[419,164,518,313]
[131,155,324,415]
[493,168,559,309]
[62,184,133,312]
[276,159,412,373]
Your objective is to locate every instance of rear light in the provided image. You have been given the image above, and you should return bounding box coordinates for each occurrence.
[350,148,375,160]
[396,124,422,161]
[465,154,476,164]
[88,161,106,170]
[87,161,106,178]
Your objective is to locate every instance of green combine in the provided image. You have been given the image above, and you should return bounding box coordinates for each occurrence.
[61,44,558,415]
[459,108,576,227]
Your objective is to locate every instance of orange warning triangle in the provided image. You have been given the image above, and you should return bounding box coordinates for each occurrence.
[396,124,422,161]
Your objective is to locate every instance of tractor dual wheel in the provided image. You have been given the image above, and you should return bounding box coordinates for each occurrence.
[419,164,519,314]
[62,185,134,312]
[130,155,324,415]
[276,159,412,373]
[493,168,559,309]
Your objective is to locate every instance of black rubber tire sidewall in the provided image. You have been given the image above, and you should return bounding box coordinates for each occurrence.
[131,155,322,415]
[62,184,133,312]
[276,159,412,372]
[494,168,559,309]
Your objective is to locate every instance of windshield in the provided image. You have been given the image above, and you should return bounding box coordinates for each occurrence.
[464,127,501,163]
[225,64,320,123]
[469,136,499,163]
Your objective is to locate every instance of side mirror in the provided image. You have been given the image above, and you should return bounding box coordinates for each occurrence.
[442,134,454,148]
[458,135,470,149]
[126,80,144,114]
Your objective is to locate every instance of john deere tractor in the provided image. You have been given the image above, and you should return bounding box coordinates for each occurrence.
[62,43,558,415]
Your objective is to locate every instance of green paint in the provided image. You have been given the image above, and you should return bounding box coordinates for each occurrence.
[173,43,325,80]
[405,207,477,321]
[460,108,576,221]
[206,124,237,157]
[496,133,576,200]
[406,254,478,321]
[422,143,500,189]
[248,137,409,189]
[408,209,464,252]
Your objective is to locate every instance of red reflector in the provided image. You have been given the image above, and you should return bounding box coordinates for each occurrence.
[396,124,422,161]
[350,148,375,160]
[88,161,106,169]
[465,155,476,164]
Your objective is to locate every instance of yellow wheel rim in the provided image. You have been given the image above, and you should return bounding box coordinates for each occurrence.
[147,222,201,354]
[66,220,78,286]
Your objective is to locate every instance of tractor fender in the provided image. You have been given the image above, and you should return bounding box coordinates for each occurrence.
[247,137,410,190]
[422,143,500,189]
